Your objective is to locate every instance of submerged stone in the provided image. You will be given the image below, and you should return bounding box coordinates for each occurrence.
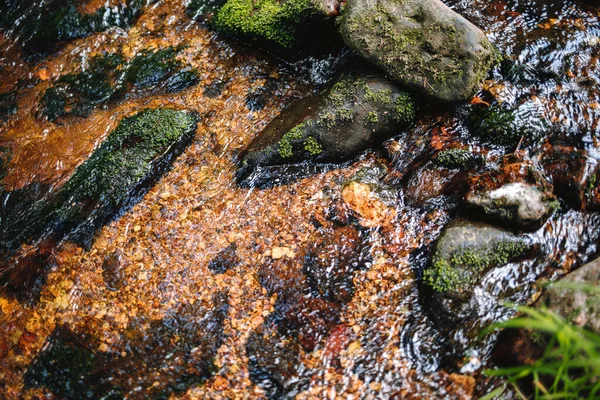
[0,108,198,253]
[423,219,531,297]
[541,144,599,211]
[40,49,199,122]
[237,71,416,184]
[538,256,600,335]
[421,219,533,331]
[467,103,544,147]
[338,0,495,102]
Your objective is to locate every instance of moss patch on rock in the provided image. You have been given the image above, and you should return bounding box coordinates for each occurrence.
[424,239,529,293]
[211,0,316,47]
[1,109,198,252]
[435,148,475,169]
[467,104,542,147]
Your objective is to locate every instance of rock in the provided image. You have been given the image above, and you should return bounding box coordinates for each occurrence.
[237,71,416,183]
[467,103,545,147]
[341,181,397,228]
[421,219,534,332]
[466,182,556,231]
[338,0,495,102]
[541,144,599,211]
[423,219,531,299]
[404,160,471,207]
[0,0,145,58]
[40,50,199,122]
[304,226,365,303]
[0,108,198,253]
[538,256,600,334]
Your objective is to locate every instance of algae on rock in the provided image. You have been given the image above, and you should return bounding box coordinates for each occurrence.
[238,71,416,183]
[0,108,198,251]
[338,0,495,102]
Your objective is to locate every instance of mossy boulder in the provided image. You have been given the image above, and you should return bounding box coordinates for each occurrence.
[40,53,125,121]
[0,0,146,58]
[338,0,495,102]
[435,148,479,170]
[188,0,319,48]
[237,71,416,184]
[422,219,533,330]
[0,108,198,252]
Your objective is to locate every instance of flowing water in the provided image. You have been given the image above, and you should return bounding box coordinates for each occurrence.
[0,0,599,398]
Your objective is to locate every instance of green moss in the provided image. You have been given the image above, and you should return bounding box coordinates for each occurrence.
[126,47,181,87]
[424,240,529,293]
[364,111,379,125]
[59,109,197,210]
[435,148,474,169]
[212,0,315,47]
[41,53,125,121]
[277,120,311,158]
[468,104,538,147]
[303,136,322,156]
[363,86,392,105]
[40,48,198,121]
[393,91,416,123]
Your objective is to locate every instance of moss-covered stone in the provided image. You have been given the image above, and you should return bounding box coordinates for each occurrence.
[435,148,475,169]
[467,104,543,147]
[126,48,181,87]
[338,0,495,102]
[423,219,532,296]
[1,108,198,251]
[41,53,125,121]
[40,49,199,122]
[211,0,316,47]
[424,239,529,293]
[238,71,417,184]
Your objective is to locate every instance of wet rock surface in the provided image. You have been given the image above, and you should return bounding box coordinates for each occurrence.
[338,0,495,102]
[238,70,416,183]
[1,108,198,257]
[538,256,600,334]
[422,219,533,326]
[466,182,556,231]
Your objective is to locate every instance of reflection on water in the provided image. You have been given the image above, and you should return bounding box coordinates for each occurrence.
[0,0,599,398]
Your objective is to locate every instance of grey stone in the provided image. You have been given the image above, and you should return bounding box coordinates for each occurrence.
[539,256,600,334]
[237,71,416,183]
[466,182,556,231]
[338,0,495,102]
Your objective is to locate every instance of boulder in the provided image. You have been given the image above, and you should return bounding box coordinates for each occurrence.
[338,0,495,102]
[237,71,416,183]
[466,182,556,231]
[0,108,198,253]
[538,256,600,334]
[421,219,533,332]
[423,219,531,302]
